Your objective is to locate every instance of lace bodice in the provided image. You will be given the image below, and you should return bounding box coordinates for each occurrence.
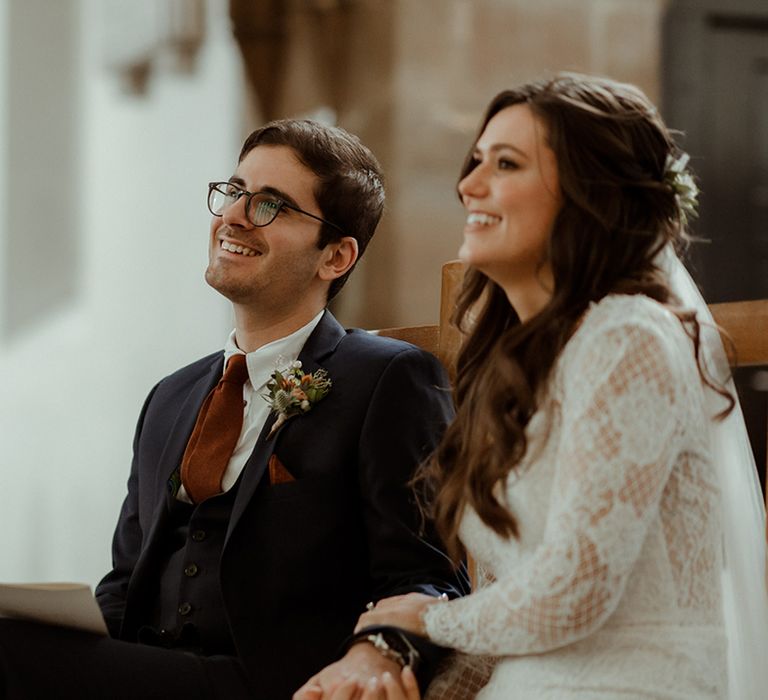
[424,295,726,698]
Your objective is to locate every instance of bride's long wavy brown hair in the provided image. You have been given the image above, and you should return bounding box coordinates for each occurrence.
[422,74,732,562]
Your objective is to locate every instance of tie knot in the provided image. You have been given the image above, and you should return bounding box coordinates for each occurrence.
[223,353,249,385]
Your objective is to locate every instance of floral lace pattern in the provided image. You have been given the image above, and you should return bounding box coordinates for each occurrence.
[424,295,726,699]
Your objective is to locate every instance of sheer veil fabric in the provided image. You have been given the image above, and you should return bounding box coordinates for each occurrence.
[661,246,768,699]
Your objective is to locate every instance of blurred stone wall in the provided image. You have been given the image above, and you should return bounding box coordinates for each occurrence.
[235,0,669,328]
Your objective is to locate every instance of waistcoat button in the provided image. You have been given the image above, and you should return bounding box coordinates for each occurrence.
[178,602,192,616]
[191,529,206,542]
[184,563,199,577]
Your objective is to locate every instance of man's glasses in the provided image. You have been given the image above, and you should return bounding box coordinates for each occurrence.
[207,182,344,235]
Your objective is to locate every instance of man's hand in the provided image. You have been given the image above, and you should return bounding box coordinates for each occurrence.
[293,642,403,700]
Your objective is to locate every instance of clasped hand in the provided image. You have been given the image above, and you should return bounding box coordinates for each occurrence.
[292,643,418,700]
[293,593,439,700]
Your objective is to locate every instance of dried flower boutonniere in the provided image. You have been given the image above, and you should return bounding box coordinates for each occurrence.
[262,361,331,438]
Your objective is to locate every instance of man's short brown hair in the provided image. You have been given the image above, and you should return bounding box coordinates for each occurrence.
[239,120,385,301]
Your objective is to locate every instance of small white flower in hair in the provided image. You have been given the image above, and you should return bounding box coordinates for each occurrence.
[664,152,699,223]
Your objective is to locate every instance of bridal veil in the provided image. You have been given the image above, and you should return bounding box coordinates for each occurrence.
[661,246,768,699]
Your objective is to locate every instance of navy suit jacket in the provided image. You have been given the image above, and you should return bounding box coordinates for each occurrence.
[96,311,461,698]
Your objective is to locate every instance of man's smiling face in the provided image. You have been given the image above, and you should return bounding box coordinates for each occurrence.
[205,144,329,309]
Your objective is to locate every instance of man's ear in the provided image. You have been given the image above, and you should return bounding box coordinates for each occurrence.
[318,237,359,282]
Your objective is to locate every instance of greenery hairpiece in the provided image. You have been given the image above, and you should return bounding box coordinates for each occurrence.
[664,152,699,224]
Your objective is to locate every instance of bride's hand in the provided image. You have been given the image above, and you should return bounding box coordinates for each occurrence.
[358,667,420,700]
[326,666,420,700]
[355,593,439,635]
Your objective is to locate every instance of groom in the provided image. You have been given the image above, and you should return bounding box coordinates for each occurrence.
[0,120,460,698]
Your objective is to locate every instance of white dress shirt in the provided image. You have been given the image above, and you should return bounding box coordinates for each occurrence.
[176,310,324,503]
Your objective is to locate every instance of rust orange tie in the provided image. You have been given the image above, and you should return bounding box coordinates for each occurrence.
[180,353,249,503]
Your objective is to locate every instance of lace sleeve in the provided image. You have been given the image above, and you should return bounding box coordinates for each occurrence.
[424,310,692,655]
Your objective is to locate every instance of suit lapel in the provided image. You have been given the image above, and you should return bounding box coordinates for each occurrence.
[136,355,223,570]
[154,356,223,496]
[225,310,346,544]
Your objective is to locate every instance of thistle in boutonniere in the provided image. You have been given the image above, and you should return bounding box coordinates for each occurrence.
[262,361,331,438]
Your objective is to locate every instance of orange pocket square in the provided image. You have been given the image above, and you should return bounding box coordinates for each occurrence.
[268,454,296,485]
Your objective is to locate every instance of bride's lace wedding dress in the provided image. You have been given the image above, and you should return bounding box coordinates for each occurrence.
[424,294,727,699]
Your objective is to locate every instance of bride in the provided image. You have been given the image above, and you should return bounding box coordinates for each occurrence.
[298,73,768,699]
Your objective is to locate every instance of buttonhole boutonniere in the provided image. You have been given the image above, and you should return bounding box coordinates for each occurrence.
[262,361,331,438]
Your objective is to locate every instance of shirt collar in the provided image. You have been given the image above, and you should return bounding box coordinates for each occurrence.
[223,310,325,390]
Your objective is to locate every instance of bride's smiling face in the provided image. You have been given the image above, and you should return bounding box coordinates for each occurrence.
[458,104,562,315]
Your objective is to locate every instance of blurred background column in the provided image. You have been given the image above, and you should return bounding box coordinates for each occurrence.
[0,0,243,584]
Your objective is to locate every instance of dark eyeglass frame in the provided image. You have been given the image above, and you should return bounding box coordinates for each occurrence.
[207,181,345,235]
